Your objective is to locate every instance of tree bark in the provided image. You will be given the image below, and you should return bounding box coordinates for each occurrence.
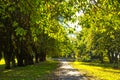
[99,52,104,63]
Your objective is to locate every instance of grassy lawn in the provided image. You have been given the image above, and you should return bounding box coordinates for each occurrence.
[0,59,59,80]
[70,61,120,80]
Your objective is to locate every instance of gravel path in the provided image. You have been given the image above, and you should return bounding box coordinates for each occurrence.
[48,60,89,80]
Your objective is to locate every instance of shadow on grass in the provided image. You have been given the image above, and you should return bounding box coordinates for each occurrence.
[0,64,5,71]
[80,61,120,70]
[82,62,120,69]
[0,61,59,80]
[102,69,120,74]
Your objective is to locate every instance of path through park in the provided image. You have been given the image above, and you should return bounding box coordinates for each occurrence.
[48,60,90,80]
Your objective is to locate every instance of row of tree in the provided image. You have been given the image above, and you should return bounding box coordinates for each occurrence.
[76,0,120,67]
[2,0,119,69]
[0,0,79,69]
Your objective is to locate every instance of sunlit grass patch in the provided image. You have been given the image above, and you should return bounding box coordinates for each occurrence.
[70,62,120,80]
[0,60,59,80]
[0,58,5,65]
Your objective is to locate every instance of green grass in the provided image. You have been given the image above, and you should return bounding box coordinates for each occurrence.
[0,58,5,64]
[70,61,120,80]
[0,60,59,80]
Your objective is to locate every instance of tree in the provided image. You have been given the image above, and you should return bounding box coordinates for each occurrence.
[76,0,120,67]
[0,0,80,69]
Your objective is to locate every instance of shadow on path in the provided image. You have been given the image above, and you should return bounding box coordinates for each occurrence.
[48,60,89,80]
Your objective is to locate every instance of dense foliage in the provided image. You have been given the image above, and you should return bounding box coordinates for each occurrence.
[76,0,120,67]
[0,0,78,69]
[1,0,120,69]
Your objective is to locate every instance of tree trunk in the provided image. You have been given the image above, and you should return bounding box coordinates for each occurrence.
[111,52,114,63]
[4,59,11,69]
[16,52,24,67]
[39,51,46,62]
[108,51,113,63]
[0,51,2,60]
[24,53,34,65]
[35,53,39,63]
[114,52,119,68]
[99,52,104,63]
[17,58,24,66]
[4,50,11,69]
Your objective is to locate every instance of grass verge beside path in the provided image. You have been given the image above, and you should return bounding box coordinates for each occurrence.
[0,60,59,80]
[70,61,120,80]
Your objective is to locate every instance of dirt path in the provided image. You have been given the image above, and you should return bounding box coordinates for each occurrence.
[48,60,89,80]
